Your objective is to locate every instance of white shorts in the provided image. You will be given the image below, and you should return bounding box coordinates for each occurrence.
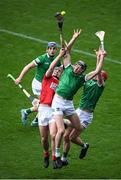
[32,78,42,96]
[38,105,55,126]
[52,94,75,117]
[76,108,93,128]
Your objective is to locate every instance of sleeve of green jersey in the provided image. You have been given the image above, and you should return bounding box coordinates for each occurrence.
[34,55,44,65]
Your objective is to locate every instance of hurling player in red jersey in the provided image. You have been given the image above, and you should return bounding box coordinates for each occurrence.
[38,48,65,169]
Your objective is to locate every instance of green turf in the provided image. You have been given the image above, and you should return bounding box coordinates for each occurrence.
[0,0,121,179]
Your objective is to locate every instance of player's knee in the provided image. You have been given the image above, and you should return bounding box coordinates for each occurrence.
[50,133,56,141]
[41,136,48,144]
[58,128,65,136]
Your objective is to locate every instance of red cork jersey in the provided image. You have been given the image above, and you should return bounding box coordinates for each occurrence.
[40,74,59,106]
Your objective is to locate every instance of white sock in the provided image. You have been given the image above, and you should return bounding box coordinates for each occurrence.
[82,143,87,149]
[61,156,67,161]
[55,148,60,157]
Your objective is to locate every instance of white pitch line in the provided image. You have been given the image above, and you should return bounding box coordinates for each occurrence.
[0,28,121,65]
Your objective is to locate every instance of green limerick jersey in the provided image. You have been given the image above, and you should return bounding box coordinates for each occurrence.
[34,53,61,82]
[79,79,105,112]
[56,64,85,100]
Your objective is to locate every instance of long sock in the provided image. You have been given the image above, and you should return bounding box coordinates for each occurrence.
[52,155,56,161]
[34,117,38,122]
[61,152,68,161]
[55,148,60,158]
[25,108,33,115]
[44,151,49,157]
[81,143,87,149]
[63,152,68,157]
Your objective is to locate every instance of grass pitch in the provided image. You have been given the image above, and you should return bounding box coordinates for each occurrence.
[0,0,121,179]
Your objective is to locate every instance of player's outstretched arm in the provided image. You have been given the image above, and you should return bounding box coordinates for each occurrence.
[94,48,105,86]
[15,61,36,84]
[63,51,71,67]
[46,48,65,78]
[60,29,82,67]
[85,49,107,81]
[67,29,82,52]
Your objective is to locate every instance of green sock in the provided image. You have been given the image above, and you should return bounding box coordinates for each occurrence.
[25,108,32,115]
[81,143,86,148]
[62,152,68,158]
[61,152,68,161]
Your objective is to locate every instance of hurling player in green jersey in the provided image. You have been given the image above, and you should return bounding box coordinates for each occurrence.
[15,42,60,126]
[61,51,108,165]
[52,44,107,168]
